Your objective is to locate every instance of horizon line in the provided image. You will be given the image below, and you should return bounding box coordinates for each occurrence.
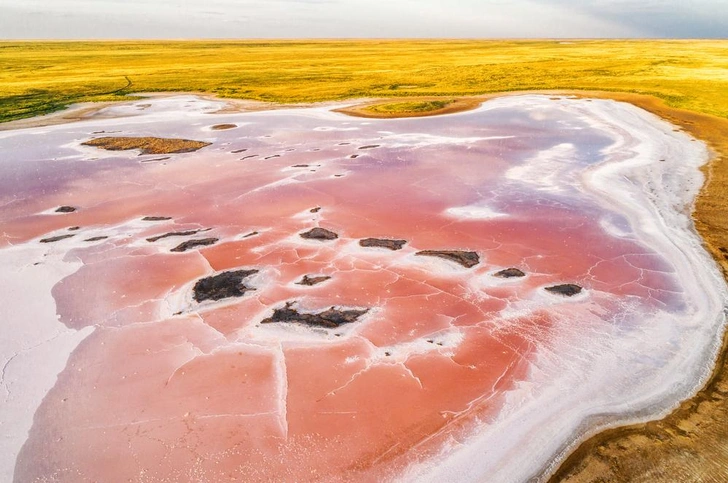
[1,37,726,42]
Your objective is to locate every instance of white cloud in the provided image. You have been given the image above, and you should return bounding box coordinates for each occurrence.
[0,0,722,38]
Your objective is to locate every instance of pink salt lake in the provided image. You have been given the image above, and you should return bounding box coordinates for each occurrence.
[0,95,725,483]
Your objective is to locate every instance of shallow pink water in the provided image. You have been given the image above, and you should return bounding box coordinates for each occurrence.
[0,96,701,482]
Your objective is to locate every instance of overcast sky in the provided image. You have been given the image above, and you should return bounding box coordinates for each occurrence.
[0,0,726,39]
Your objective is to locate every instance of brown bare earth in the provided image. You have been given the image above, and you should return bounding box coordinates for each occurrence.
[81,136,211,155]
[547,93,728,483]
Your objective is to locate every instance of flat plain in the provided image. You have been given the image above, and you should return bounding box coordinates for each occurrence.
[2,40,728,482]
[1,40,728,122]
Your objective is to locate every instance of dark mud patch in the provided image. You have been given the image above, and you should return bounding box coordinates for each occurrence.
[211,124,237,130]
[300,228,339,241]
[67,226,81,231]
[358,145,381,150]
[310,207,322,213]
[241,155,259,160]
[82,137,211,155]
[545,284,583,296]
[296,275,332,286]
[40,234,75,243]
[232,149,248,154]
[243,231,259,238]
[147,229,206,243]
[494,268,526,278]
[170,238,219,252]
[416,250,480,268]
[193,269,259,303]
[261,302,368,329]
[55,206,76,213]
[360,238,407,251]
[84,236,109,242]
[142,216,172,222]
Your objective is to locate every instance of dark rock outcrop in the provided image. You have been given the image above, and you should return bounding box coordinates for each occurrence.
[142,216,172,221]
[360,238,407,251]
[147,230,204,243]
[55,206,76,213]
[300,228,339,241]
[358,145,381,150]
[297,275,331,286]
[40,234,75,243]
[545,284,583,296]
[140,156,171,163]
[494,268,526,278]
[193,269,259,303]
[416,250,480,268]
[84,236,109,242]
[261,302,368,329]
[170,238,219,252]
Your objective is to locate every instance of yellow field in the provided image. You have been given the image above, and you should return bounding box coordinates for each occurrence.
[1,40,728,123]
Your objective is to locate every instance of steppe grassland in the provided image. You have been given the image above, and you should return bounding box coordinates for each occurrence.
[1,40,727,123]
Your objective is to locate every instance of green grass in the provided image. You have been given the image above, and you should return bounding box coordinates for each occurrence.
[1,40,728,123]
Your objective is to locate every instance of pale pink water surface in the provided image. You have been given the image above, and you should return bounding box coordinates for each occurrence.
[0,95,724,482]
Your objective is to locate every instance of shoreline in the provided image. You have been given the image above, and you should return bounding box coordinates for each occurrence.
[395,94,727,482]
[544,94,728,482]
[2,90,728,481]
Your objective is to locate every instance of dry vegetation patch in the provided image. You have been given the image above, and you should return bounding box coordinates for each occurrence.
[82,136,210,155]
[336,97,482,118]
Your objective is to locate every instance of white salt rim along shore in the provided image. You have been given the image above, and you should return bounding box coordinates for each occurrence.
[400,96,728,483]
[0,244,94,482]
[0,216,211,482]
